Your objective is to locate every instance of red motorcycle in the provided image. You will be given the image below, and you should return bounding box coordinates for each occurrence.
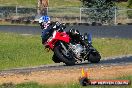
[41,22,101,66]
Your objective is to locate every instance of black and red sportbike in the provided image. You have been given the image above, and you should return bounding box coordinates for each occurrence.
[40,21,101,66]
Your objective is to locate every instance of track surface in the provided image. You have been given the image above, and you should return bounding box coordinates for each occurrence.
[0,55,132,75]
[0,25,132,74]
[0,25,132,38]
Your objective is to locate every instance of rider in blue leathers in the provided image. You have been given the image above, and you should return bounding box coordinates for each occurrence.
[39,15,52,44]
[39,16,65,44]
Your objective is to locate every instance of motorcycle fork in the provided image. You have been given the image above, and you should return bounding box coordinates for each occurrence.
[60,42,69,53]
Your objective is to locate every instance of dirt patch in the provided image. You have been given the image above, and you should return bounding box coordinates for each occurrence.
[0,65,132,85]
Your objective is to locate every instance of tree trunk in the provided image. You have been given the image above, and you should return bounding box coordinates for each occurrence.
[37,0,48,16]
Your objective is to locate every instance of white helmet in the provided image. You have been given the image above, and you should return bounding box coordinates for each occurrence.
[39,15,50,24]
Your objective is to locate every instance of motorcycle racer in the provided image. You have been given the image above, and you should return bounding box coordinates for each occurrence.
[39,15,51,29]
[39,20,101,65]
[39,15,53,44]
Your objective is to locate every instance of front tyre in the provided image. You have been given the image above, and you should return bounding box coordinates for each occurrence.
[54,46,75,66]
[88,51,101,63]
[52,54,61,63]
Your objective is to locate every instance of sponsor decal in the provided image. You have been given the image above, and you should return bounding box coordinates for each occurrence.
[79,68,131,86]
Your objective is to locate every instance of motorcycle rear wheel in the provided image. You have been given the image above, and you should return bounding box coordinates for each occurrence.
[54,46,75,66]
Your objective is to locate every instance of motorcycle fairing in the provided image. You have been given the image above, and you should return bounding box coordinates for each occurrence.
[46,31,71,49]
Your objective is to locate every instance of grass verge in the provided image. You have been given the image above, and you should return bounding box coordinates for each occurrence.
[0,21,39,26]
[0,0,81,7]
[0,75,132,88]
[0,32,53,70]
[0,32,132,70]
[93,38,132,58]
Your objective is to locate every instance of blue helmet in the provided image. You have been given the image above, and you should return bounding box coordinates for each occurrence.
[39,15,50,23]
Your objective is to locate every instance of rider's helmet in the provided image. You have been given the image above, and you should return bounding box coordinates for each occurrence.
[39,15,51,29]
[39,15,50,24]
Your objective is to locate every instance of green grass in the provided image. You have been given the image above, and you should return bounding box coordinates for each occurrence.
[0,32,132,70]
[0,32,53,70]
[0,75,132,88]
[0,0,130,8]
[93,38,132,58]
[116,2,128,8]
[0,0,37,7]
[49,0,81,7]
[0,0,81,7]
[0,21,39,26]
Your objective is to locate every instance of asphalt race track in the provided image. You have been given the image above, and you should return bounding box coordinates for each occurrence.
[0,25,132,38]
[69,25,132,39]
[0,25,132,74]
[0,55,132,75]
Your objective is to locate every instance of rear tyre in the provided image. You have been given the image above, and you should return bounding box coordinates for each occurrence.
[54,46,75,66]
[88,51,101,63]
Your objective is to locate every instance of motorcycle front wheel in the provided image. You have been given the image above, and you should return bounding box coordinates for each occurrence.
[52,54,61,63]
[54,45,75,66]
[88,51,101,63]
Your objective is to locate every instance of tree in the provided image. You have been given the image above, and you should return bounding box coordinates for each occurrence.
[38,0,48,16]
[127,0,132,18]
[128,0,132,8]
[80,0,115,24]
